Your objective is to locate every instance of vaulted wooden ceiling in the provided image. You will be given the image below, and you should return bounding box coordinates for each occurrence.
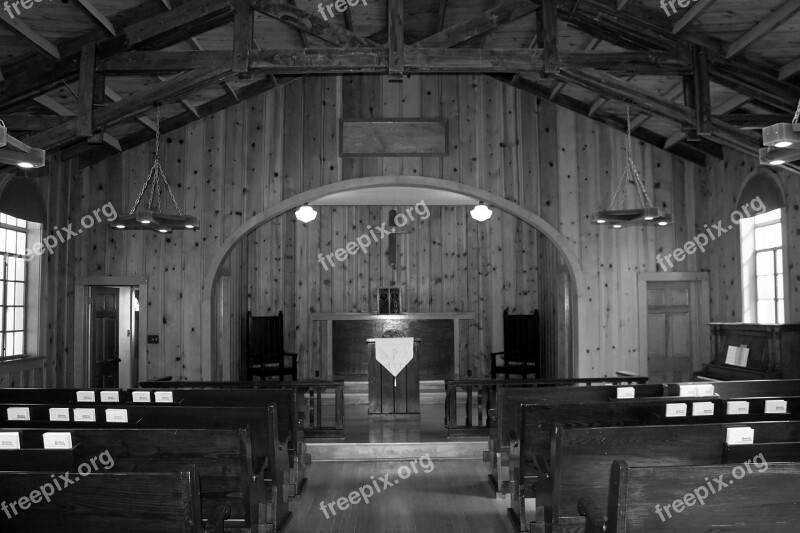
[1,0,799,171]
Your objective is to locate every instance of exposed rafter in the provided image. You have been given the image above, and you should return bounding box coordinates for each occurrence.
[724,0,800,59]
[0,15,60,60]
[74,0,117,36]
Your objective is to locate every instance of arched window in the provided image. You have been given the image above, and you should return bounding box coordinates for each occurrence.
[738,170,787,324]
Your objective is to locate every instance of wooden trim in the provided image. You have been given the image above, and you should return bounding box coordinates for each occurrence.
[637,272,710,376]
[73,277,149,387]
[0,356,45,373]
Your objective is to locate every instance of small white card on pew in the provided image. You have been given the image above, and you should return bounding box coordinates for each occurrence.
[73,408,96,422]
[105,409,128,423]
[132,391,151,403]
[43,432,73,449]
[76,390,96,402]
[100,391,120,403]
[0,432,21,449]
[696,384,715,397]
[7,407,30,421]
[726,401,750,415]
[665,403,687,417]
[678,385,699,397]
[154,391,173,403]
[726,427,754,445]
[616,387,635,399]
[49,408,70,421]
[765,399,787,414]
[692,402,715,416]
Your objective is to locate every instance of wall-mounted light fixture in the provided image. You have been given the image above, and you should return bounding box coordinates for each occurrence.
[0,121,46,169]
[470,201,493,222]
[295,204,318,223]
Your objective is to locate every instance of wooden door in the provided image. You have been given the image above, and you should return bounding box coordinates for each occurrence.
[90,287,120,388]
[643,281,699,383]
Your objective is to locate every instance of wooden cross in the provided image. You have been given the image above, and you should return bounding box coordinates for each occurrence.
[387,209,410,270]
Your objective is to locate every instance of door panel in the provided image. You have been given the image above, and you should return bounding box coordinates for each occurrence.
[91,287,120,388]
[645,282,696,383]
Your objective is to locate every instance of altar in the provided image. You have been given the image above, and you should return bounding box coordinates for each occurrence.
[311,312,475,380]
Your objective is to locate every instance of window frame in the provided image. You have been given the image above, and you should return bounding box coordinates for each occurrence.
[740,207,788,324]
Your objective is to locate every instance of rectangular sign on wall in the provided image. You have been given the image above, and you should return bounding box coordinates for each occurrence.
[341,120,448,157]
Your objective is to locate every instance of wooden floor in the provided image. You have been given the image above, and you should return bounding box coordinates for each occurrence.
[285,384,515,531]
[285,460,516,533]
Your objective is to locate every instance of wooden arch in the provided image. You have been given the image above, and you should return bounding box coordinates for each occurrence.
[201,176,589,379]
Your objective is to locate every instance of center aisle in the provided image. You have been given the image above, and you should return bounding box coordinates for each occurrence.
[285,459,517,533]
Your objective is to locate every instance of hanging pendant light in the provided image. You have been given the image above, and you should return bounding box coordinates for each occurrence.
[591,105,671,228]
[760,98,800,166]
[0,120,46,169]
[113,106,198,233]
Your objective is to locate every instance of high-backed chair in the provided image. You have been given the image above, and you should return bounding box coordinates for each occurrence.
[244,311,298,381]
[490,309,541,379]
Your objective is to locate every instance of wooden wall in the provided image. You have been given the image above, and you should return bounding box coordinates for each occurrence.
[27,73,717,385]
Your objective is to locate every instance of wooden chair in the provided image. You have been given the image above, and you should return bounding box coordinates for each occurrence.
[490,309,541,379]
[245,311,298,381]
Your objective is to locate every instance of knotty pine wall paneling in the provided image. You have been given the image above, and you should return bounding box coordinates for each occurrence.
[34,74,722,386]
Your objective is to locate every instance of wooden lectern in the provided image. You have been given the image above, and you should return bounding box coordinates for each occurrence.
[366,336,421,416]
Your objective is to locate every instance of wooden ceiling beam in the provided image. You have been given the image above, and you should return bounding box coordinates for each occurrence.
[77,42,96,138]
[0,0,237,112]
[33,95,75,116]
[712,93,751,114]
[437,0,448,32]
[725,0,800,59]
[555,67,763,160]
[0,16,61,60]
[0,115,71,131]
[544,0,800,113]
[714,114,790,128]
[251,0,379,47]
[629,82,683,132]
[125,0,234,49]
[541,0,558,74]
[388,0,404,76]
[285,0,309,48]
[24,68,231,151]
[550,37,600,98]
[778,56,800,81]
[74,0,117,36]
[412,1,537,49]
[76,75,302,168]
[98,51,231,73]
[493,74,710,165]
[671,0,717,35]
[233,0,254,73]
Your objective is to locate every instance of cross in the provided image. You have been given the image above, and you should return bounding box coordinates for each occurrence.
[386,209,410,270]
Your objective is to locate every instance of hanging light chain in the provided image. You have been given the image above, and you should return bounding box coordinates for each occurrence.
[608,105,653,210]
[128,105,184,216]
[793,97,800,125]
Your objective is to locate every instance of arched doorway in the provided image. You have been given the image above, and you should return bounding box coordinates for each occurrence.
[201,176,588,379]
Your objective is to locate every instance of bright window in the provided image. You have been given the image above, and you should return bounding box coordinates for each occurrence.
[741,208,784,324]
[0,213,28,358]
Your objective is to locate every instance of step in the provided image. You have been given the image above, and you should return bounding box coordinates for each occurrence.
[308,440,486,461]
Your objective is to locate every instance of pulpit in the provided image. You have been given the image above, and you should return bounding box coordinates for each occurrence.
[366,334,420,415]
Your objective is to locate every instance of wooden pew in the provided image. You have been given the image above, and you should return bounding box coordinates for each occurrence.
[508,397,800,531]
[724,441,800,463]
[541,420,800,532]
[0,387,309,497]
[0,402,292,532]
[0,467,224,532]
[579,460,800,532]
[0,426,273,532]
[445,376,648,438]
[489,383,665,494]
[140,380,346,439]
[664,378,800,398]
